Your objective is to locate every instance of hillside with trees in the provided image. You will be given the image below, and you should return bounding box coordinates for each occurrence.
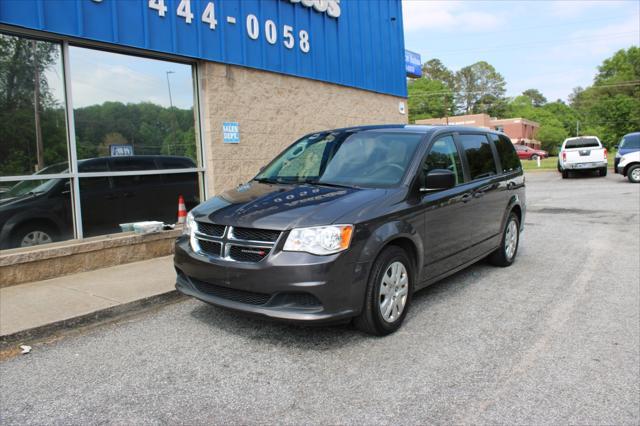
[408,47,640,154]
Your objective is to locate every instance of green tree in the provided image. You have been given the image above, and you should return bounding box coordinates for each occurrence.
[454,61,506,114]
[407,78,453,123]
[421,58,454,89]
[521,89,547,107]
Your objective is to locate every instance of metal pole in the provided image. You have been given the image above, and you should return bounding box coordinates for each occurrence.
[166,70,174,108]
[32,40,44,171]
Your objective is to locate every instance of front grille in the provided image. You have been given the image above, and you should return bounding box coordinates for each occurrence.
[232,227,280,242]
[198,240,222,257]
[197,221,225,237]
[191,278,271,305]
[229,245,271,262]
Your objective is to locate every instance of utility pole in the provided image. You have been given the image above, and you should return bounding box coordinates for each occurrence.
[576,120,580,137]
[166,70,175,108]
[32,40,44,172]
[166,70,176,154]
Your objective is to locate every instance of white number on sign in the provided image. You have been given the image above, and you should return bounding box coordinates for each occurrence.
[299,30,310,53]
[283,25,294,49]
[148,0,167,17]
[246,14,259,40]
[177,0,194,24]
[201,2,217,29]
[265,20,277,45]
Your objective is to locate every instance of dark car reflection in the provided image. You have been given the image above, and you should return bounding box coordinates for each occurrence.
[0,156,199,249]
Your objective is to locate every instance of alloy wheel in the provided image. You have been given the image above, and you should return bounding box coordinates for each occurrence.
[505,219,519,260]
[21,231,53,247]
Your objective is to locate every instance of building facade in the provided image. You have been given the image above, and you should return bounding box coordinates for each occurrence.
[416,114,541,148]
[0,0,408,253]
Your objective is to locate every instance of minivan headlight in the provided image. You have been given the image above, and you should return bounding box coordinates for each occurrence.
[283,225,353,255]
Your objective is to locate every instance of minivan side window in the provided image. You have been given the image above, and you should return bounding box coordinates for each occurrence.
[491,134,522,173]
[458,134,497,180]
[422,135,464,185]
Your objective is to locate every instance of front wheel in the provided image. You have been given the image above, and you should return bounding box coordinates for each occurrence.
[488,212,520,267]
[628,165,640,183]
[531,154,540,161]
[354,246,413,336]
[11,223,57,248]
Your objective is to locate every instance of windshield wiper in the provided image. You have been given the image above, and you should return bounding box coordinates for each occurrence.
[252,177,280,184]
[302,179,357,189]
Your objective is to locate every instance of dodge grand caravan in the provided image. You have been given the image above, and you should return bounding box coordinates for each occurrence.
[174,125,525,335]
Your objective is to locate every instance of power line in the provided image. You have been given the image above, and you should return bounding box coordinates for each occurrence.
[427,31,638,56]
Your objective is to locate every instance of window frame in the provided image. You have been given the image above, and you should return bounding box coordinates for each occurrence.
[0,27,206,246]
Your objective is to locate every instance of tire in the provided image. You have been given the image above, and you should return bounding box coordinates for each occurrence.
[598,167,607,177]
[488,212,520,267]
[628,164,640,183]
[11,222,57,249]
[531,154,539,161]
[354,246,413,336]
[562,170,569,179]
[557,161,561,172]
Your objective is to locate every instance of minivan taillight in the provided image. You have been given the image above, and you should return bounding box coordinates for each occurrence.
[562,151,566,161]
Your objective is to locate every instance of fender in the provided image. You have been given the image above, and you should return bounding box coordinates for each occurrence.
[355,218,425,281]
[500,193,524,234]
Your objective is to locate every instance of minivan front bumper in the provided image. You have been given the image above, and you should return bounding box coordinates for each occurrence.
[173,236,369,323]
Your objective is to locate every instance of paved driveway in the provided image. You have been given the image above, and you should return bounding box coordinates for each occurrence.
[1,171,639,425]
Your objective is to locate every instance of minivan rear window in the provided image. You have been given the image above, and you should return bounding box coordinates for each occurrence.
[565,138,600,148]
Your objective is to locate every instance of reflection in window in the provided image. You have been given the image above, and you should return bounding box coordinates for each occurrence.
[0,33,68,176]
[69,46,198,166]
[458,134,497,180]
[0,178,74,249]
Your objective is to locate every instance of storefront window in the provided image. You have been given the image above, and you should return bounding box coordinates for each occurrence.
[0,34,68,176]
[0,32,202,251]
[69,46,197,164]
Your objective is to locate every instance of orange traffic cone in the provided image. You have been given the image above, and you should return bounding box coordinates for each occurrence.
[177,195,187,224]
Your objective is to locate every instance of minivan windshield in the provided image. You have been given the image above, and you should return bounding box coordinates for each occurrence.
[565,137,600,149]
[254,131,424,188]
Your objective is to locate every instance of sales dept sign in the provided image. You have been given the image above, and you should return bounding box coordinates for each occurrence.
[223,122,240,144]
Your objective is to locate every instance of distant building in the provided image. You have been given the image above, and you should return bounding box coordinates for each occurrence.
[416,113,541,148]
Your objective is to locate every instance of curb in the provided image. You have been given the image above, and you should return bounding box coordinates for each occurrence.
[0,290,185,349]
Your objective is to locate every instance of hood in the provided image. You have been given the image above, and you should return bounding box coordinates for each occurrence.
[192,181,387,230]
[0,192,38,209]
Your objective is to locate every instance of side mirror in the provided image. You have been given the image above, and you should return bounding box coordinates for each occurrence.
[420,169,456,193]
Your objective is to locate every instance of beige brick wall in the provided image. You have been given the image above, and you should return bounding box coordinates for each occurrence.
[198,62,407,197]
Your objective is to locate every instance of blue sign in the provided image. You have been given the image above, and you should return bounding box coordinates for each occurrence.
[223,122,240,144]
[0,0,408,97]
[405,50,422,78]
[109,144,134,156]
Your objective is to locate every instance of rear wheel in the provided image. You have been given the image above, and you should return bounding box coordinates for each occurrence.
[562,170,569,179]
[598,167,607,177]
[530,154,540,161]
[557,161,562,172]
[354,246,413,336]
[488,212,520,267]
[628,165,640,183]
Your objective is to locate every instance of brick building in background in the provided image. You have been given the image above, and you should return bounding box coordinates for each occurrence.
[416,113,541,148]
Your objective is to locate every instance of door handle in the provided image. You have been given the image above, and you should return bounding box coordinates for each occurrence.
[460,193,472,203]
[507,181,516,190]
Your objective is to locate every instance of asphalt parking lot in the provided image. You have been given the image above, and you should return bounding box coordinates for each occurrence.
[1,171,639,425]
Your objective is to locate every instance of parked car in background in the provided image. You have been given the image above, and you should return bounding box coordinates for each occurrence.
[616,151,640,183]
[0,156,199,249]
[175,125,526,335]
[614,132,640,173]
[558,136,608,178]
[514,144,548,160]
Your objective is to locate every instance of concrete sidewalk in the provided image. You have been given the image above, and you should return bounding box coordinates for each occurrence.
[0,256,177,339]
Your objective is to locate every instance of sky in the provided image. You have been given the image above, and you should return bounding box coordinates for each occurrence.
[402,0,640,102]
